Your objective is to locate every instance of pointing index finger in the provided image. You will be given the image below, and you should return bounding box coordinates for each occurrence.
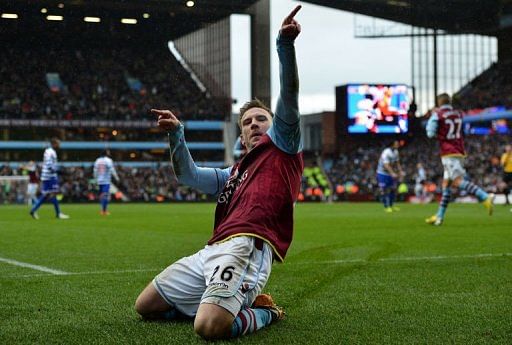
[150,109,169,116]
[285,5,302,21]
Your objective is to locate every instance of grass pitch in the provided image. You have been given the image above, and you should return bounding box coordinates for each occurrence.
[1,202,511,344]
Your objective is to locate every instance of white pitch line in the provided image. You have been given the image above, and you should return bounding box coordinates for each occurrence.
[0,256,69,275]
[293,253,512,265]
[2,267,161,278]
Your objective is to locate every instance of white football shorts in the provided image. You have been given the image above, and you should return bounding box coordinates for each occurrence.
[27,183,38,196]
[152,236,272,317]
[441,156,466,181]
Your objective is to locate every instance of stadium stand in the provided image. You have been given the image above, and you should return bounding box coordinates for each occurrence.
[455,60,512,110]
[326,135,509,201]
[0,45,221,121]
[1,134,508,204]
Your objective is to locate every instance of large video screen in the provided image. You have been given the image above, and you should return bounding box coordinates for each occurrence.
[345,84,412,134]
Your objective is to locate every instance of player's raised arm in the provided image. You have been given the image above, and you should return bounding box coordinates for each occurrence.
[268,5,302,154]
[151,109,230,195]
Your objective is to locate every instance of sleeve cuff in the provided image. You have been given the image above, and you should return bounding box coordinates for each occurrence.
[277,32,296,44]
[167,124,185,146]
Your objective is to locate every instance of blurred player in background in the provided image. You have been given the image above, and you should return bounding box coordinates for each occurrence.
[425,93,494,226]
[135,5,303,340]
[22,161,39,206]
[94,150,119,215]
[29,138,70,220]
[376,140,404,212]
[414,162,427,203]
[501,144,512,210]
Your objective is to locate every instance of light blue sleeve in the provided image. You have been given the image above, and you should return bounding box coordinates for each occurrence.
[267,33,302,154]
[168,124,231,196]
[426,113,439,138]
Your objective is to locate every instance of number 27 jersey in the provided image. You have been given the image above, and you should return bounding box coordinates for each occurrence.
[433,105,466,157]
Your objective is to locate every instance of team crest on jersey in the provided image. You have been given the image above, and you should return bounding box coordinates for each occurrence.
[218,168,249,204]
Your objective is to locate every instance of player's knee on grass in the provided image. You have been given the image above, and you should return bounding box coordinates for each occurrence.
[194,304,234,340]
[135,283,170,317]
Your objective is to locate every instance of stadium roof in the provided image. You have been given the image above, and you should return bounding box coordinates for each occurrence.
[1,0,260,42]
[301,0,511,35]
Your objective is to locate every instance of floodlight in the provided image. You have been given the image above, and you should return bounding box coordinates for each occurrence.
[1,13,18,19]
[84,17,101,23]
[121,18,137,24]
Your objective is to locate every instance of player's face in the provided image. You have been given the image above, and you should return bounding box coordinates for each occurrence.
[240,107,273,151]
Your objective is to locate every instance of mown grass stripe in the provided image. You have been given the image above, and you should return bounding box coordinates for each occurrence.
[294,252,512,265]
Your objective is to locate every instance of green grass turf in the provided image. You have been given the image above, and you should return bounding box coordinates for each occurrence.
[0,202,511,344]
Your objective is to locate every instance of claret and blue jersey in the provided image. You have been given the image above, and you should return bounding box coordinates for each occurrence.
[166,33,303,261]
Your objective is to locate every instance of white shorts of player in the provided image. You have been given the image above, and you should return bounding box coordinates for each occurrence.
[414,183,424,196]
[152,236,272,317]
[441,156,466,181]
[27,183,38,197]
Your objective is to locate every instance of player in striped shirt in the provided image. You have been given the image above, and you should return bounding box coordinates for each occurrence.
[425,93,494,226]
[376,140,405,212]
[93,150,119,215]
[29,138,70,220]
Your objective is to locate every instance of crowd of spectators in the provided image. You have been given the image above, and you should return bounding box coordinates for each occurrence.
[300,164,331,201]
[0,45,222,122]
[1,134,508,204]
[325,134,510,200]
[9,127,223,143]
[454,59,512,110]
[0,164,213,204]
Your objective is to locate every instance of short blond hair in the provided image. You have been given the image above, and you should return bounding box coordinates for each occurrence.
[436,93,451,106]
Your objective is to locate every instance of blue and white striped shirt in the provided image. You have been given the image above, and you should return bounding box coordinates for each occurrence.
[377,148,400,176]
[94,156,119,185]
[41,147,58,181]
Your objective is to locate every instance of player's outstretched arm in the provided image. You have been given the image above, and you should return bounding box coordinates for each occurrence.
[268,5,302,154]
[151,109,230,195]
